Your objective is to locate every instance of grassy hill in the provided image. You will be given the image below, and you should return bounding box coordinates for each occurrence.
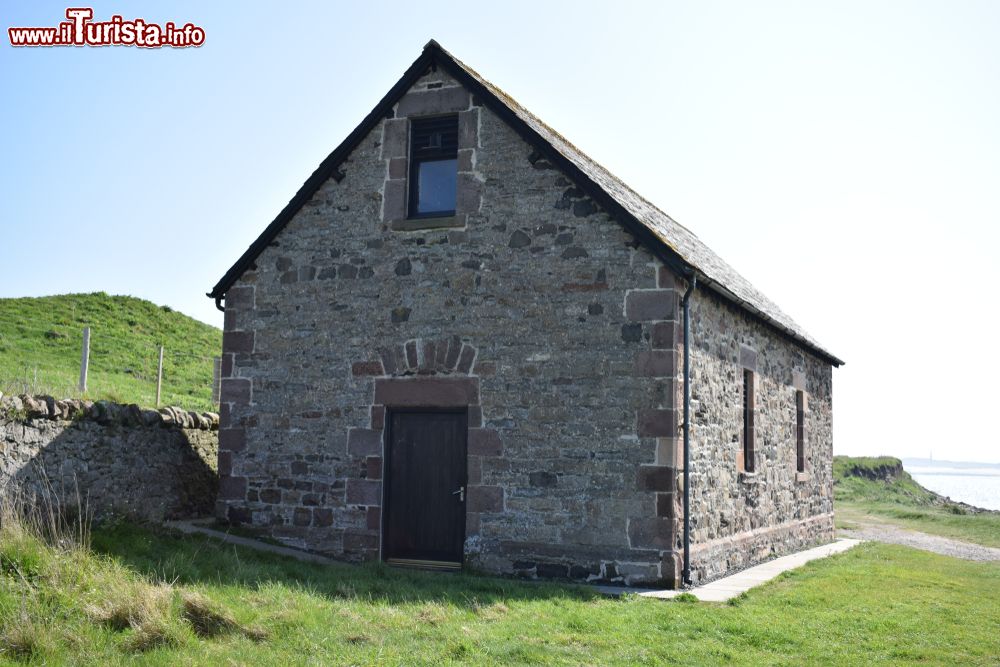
[0,293,221,411]
[834,455,1000,548]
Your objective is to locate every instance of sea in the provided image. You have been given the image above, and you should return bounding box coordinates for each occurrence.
[903,458,1000,511]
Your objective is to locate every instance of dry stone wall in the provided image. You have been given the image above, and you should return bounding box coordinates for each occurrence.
[0,394,218,521]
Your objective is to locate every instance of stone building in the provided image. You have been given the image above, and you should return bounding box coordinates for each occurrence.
[207,41,843,587]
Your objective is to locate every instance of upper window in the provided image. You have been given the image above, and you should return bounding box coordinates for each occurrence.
[408,115,458,218]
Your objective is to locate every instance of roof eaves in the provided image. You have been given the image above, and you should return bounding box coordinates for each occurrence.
[698,277,845,367]
[207,40,843,367]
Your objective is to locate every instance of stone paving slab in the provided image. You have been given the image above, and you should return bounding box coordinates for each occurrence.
[596,539,861,602]
[165,519,336,565]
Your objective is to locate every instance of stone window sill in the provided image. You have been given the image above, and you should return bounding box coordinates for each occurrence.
[795,471,811,483]
[391,215,464,232]
[738,471,760,485]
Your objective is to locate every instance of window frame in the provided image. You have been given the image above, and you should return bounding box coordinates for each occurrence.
[795,390,805,473]
[743,369,755,473]
[407,115,459,220]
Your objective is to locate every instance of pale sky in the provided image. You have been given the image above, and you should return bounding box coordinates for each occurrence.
[2,1,998,463]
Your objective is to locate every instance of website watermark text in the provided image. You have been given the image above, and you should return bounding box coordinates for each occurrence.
[8,8,205,48]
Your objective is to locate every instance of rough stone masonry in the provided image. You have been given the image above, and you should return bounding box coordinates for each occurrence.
[1,394,218,522]
[215,63,835,587]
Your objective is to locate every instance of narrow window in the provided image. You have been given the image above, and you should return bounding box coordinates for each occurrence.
[796,390,805,472]
[743,369,755,472]
[408,115,458,218]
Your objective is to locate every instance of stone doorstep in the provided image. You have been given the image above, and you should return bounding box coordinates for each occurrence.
[595,539,862,602]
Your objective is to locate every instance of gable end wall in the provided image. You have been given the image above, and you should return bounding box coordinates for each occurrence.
[217,69,686,587]
[215,67,835,588]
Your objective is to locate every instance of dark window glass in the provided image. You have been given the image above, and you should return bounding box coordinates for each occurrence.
[409,116,458,217]
[415,159,457,214]
[796,390,805,473]
[743,369,755,472]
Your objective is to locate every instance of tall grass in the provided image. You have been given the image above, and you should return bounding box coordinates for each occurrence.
[0,482,95,658]
[0,483,262,660]
[0,477,92,552]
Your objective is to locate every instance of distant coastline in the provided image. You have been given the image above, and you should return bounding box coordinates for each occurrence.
[903,458,1000,512]
[902,457,1000,470]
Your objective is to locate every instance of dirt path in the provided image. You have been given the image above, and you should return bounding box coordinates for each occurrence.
[839,519,1000,561]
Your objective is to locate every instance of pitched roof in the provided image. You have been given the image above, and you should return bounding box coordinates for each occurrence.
[209,41,843,367]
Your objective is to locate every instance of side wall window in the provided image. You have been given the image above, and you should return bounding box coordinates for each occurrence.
[408,115,458,218]
[795,390,805,472]
[743,369,755,472]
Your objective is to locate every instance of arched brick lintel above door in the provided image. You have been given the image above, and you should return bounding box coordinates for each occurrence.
[346,344,504,564]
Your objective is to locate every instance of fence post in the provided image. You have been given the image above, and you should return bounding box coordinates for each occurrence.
[78,327,90,392]
[155,345,164,407]
[212,356,222,405]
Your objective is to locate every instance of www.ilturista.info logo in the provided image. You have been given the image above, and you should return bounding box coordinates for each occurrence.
[8,8,205,48]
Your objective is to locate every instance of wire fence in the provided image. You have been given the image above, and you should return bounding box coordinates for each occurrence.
[0,325,220,412]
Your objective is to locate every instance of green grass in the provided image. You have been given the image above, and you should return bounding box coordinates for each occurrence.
[833,456,938,505]
[0,292,221,411]
[834,455,1000,548]
[2,521,999,665]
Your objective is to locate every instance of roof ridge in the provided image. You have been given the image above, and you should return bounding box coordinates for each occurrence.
[431,42,840,365]
[208,41,842,366]
[436,44,702,241]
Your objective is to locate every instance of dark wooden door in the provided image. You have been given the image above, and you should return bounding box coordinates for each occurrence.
[383,410,467,565]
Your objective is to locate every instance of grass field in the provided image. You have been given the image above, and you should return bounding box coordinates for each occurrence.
[834,455,1000,548]
[0,293,221,411]
[2,518,999,665]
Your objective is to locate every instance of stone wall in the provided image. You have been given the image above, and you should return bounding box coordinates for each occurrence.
[0,394,219,521]
[216,66,835,587]
[684,289,835,583]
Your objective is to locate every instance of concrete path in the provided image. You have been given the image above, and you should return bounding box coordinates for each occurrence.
[164,519,336,565]
[597,539,861,602]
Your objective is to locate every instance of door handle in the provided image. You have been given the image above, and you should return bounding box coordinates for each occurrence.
[452,486,465,502]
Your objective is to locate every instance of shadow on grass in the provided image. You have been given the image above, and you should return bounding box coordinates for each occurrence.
[91,522,603,606]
